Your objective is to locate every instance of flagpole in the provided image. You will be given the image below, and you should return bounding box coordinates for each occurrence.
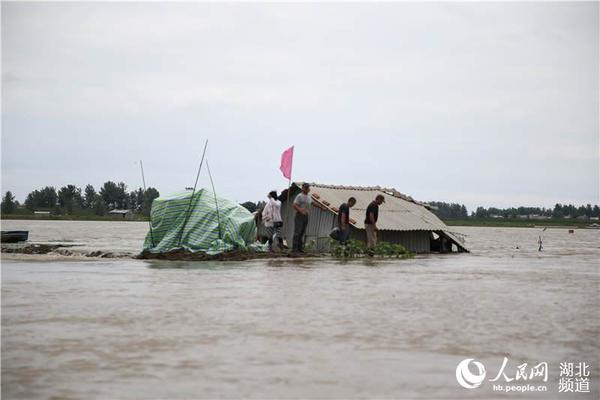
[286,150,293,251]
[279,145,294,249]
[286,146,294,204]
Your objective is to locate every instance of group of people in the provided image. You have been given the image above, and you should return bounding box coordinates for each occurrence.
[260,183,387,254]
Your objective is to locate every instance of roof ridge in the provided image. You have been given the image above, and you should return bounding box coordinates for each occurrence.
[292,182,422,204]
[298,182,385,191]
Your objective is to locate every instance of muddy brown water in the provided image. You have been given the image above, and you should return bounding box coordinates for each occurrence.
[1,220,599,399]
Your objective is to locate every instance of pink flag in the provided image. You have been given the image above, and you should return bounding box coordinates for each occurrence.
[279,146,294,179]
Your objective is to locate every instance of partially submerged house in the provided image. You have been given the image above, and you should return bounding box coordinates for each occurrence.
[276,183,468,253]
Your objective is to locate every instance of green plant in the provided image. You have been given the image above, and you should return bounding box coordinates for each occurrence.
[329,239,366,258]
[304,239,317,252]
[373,241,413,258]
[330,239,413,259]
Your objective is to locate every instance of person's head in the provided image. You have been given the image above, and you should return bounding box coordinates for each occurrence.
[348,197,357,207]
[301,182,310,194]
[375,194,386,205]
[268,190,278,200]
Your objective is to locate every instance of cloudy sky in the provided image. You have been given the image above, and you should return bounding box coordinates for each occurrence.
[2,2,598,211]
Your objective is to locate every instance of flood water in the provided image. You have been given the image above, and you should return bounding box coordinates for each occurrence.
[1,220,599,399]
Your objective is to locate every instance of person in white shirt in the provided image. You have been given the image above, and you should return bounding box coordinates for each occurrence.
[262,190,283,251]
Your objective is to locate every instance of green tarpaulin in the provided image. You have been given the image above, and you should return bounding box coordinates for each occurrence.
[143,189,256,254]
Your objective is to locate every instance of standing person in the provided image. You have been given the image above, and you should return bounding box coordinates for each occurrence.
[261,195,274,249]
[337,197,356,245]
[292,183,311,253]
[364,194,385,254]
[269,190,284,251]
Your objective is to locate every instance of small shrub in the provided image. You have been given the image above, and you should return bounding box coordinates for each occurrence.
[330,239,413,259]
[329,239,366,258]
[373,241,413,258]
[304,239,317,252]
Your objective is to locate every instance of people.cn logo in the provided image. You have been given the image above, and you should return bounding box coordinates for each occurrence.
[456,358,487,389]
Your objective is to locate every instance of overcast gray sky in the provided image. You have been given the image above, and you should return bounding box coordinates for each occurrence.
[2,2,598,211]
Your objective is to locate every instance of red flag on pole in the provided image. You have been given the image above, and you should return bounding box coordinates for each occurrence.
[279,146,294,179]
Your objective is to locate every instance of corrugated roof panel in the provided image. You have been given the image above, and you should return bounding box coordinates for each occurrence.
[300,183,446,232]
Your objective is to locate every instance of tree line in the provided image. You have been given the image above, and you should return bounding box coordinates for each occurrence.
[240,199,600,220]
[4,188,598,220]
[471,204,600,219]
[1,182,159,216]
[429,201,600,219]
[240,201,266,213]
[427,202,469,219]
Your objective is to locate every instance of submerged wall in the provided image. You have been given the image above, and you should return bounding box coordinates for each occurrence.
[349,229,432,253]
[277,197,434,253]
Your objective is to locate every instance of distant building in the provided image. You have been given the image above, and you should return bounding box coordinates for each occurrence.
[34,211,51,216]
[267,182,468,253]
[108,209,132,218]
[529,214,550,220]
[516,214,550,220]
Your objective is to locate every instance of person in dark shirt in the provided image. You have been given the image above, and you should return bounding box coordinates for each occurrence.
[337,197,356,245]
[292,183,311,252]
[364,194,385,253]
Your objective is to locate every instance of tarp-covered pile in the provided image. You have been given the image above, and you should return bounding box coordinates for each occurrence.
[143,189,256,254]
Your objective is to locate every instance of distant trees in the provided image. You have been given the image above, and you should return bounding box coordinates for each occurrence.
[240,201,266,213]
[83,184,97,209]
[8,183,600,222]
[474,206,488,218]
[142,188,159,216]
[1,191,17,214]
[466,204,599,219]
[91,194,107,216]
[25,186,58,210]
[58,185,83,214]
[99,181,129,210]
[427,201,600,220]
[14,182,160,217]
[428,202,469,219]
[549,203,599,219]
[241,201,258,213]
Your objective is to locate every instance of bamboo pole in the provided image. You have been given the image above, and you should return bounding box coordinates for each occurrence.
[178,140,209,248]
[140,160,155,247]
[206,160,222,241]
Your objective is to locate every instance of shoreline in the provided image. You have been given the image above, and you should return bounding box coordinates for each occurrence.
[1,243,328,262]
[443,219,594,229]
[1,243,421,262]
[1,215,149,222]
